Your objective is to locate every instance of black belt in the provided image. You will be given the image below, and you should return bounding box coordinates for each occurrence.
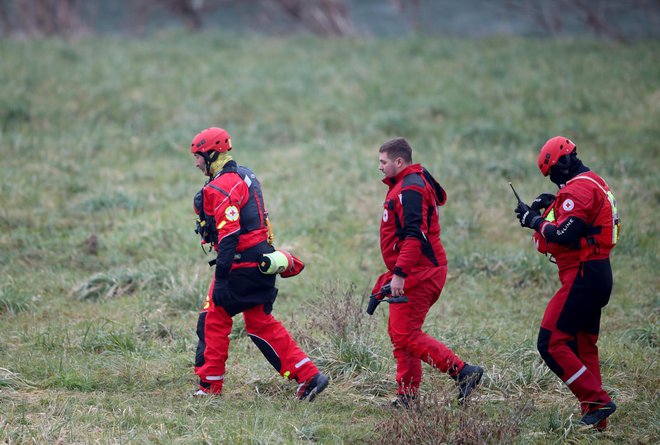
[233,241,272,263]
[208,241,272,267]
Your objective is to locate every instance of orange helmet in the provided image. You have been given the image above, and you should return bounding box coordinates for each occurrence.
[537,136,576,176]
[190,127,232,154]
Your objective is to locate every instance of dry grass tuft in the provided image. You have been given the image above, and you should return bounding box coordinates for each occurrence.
[372,391,534,445]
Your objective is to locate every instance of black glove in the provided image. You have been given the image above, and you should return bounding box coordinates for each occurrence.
[530,193,555,212]
[515,202,544,230]
[212,279,230,307]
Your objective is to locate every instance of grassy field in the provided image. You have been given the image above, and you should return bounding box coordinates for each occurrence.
[0,33,658,444]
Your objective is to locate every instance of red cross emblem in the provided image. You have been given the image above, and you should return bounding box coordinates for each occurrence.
[225,205,239,221]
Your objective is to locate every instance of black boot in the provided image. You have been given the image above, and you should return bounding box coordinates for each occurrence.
[581,401,616,428]
[454,363,484,402]
[295,373,330,401]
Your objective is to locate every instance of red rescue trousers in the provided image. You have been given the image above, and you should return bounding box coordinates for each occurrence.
[194,280,318,393]
[537,259,613,413]
[387,266,464,395]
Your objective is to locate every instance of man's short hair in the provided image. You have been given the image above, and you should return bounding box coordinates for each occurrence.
[379,137,413,164]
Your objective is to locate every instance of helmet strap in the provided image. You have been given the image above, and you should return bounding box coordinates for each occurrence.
[200,152,212,176]
[199,151,221,176]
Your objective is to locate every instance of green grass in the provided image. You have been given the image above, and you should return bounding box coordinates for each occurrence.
[0,33,658,443]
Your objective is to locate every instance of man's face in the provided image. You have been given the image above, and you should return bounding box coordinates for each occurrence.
[379,152,403,178]
[194,153,207,175]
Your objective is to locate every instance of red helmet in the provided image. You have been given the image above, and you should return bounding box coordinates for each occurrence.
[537,136,576,176]
[190,127,232,154]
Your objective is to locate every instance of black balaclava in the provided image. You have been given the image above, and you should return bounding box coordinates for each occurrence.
[549,150,588,187]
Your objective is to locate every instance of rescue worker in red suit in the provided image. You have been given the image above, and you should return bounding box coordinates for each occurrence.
[189,127,328,400]
[373,137,484,407]
[514,136,619,429]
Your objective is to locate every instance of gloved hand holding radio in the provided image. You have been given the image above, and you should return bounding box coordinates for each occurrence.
[531,193,555,212]
[515,201,544,231]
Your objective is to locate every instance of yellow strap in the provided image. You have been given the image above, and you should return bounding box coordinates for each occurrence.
[266,217,275,246]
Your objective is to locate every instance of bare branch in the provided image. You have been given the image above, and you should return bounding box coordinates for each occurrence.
[265,0,355,36]
[573,0,629,43]
[390,0,421,32]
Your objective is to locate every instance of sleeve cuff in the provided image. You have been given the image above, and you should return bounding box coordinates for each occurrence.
[536,220,549,236]
[393,267,408,278]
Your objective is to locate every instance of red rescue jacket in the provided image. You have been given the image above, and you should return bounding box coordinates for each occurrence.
[202,162,269,274]
[380,164,448,281]
[534,171,619,269]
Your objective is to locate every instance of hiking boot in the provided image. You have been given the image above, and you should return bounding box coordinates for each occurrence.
[295,373,329,401]
[390,394,417,410]
[193,387,222,398]
[581,401,616,428]
[193,381,222,397]
[455,363,484,402]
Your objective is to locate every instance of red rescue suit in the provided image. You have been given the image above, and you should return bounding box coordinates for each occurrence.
[532,170,619,414]
[194,161,317,394]
[373,164,464,396]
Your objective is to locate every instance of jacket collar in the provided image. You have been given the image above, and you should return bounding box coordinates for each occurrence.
[210,160,238,181]
[383,163,422,187]
[554,161,590,188]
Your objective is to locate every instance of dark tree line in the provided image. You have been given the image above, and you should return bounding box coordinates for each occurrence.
[504,0,660,44]
[0,0,355,37]
[0,0,658,41]
[129,0,355,36]
[0,0,91,37]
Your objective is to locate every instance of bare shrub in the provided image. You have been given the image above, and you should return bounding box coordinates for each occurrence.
[371,392,534,445]
[288,281,392,395]
[289,281,370,348]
